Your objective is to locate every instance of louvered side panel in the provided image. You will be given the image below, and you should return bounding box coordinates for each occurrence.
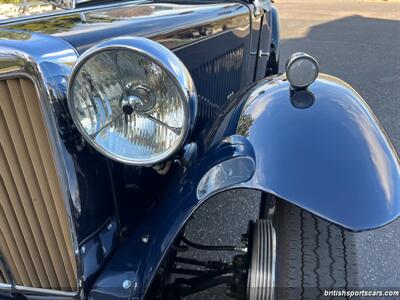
[190,46,244,129]
[0,78,77,292]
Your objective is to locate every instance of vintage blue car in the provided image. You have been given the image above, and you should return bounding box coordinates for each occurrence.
[0,0,399,299]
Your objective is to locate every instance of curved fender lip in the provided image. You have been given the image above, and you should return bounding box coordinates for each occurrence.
[88,136,257,300]
[237,74,400,231]
[88,74,398,300]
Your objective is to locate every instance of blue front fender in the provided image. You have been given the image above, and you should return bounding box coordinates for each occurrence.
[232,74,400,231]
[90,74,400,300]
[89,135,257,300]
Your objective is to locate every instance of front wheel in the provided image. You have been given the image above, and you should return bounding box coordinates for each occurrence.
[273,201,359,299]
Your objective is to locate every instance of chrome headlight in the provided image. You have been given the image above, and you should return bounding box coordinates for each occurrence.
[68,37,197,165]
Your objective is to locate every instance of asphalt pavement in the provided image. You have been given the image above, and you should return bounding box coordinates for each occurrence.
[184,0,400,298]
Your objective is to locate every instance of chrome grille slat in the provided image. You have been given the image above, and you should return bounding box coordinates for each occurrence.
[0,269,6,283]
[0,78,78,291]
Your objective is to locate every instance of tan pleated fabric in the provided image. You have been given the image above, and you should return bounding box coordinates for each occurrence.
[0,78,77,291]
[0,265,6,283]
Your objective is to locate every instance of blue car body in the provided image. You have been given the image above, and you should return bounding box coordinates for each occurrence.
[0,0,398,299]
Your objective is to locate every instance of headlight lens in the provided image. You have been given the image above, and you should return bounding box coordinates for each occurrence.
[68,37,196,165]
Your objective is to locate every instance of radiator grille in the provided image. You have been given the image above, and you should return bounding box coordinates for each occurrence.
[0,265,6,283]
[0,78,77,291]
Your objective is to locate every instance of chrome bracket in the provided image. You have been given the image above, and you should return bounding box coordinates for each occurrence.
[250,50,270,59]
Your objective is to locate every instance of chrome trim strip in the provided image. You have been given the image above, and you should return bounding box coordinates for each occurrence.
[0,283,12,289]
[0,283,12,297]
[0,0,151,25]
[14,285,78,297]
[1,283,79,299]
[0,32,81,297]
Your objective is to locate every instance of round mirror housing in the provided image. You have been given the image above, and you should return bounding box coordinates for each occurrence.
[286,52,319,89]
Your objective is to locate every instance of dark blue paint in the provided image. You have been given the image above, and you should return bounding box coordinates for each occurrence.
[89,136,256,300]
[41,54,117,243]
[89,74,400,299]
[235,74,400,231]
[270,6,280,66]
[2,2,250,54]
[254,8,271,80]
[2,2,399,299]
[177,35,251,132]
[70,148,117,241]
[80,217,119,292]
[0,2,257,296]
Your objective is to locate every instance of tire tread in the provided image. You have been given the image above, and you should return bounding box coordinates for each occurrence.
[275,202,358,300]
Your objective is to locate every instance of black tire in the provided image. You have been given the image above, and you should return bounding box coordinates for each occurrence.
[274,201,359,300]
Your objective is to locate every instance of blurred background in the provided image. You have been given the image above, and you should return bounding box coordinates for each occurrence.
[0,0,58,19]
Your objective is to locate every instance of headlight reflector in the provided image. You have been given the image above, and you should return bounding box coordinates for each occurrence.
[68,37,196,165]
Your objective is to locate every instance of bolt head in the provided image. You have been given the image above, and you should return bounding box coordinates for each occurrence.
[122,280,132,290]
[141,235,149,243]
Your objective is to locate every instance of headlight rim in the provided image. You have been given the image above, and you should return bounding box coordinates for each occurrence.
[67,36,197,166]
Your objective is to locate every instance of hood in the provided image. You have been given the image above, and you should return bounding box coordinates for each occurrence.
[1,1,249,53]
